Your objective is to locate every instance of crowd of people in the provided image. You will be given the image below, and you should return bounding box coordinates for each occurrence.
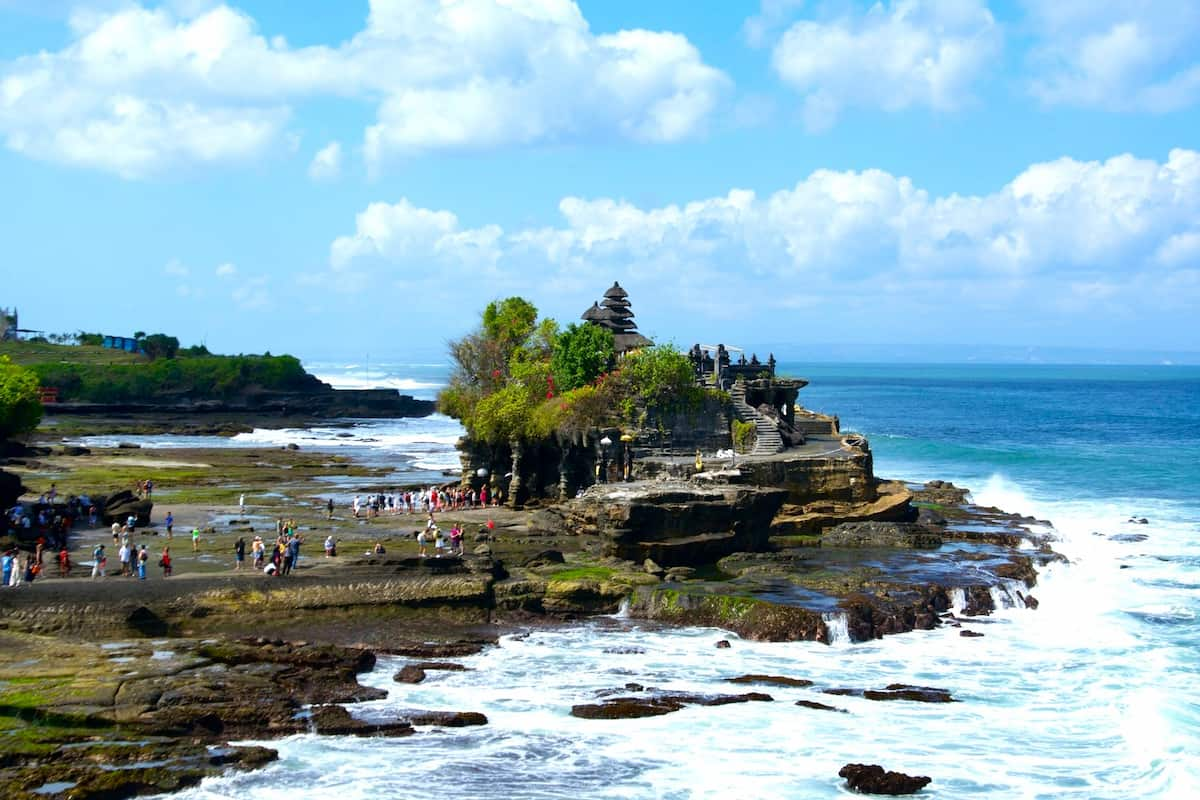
[348,484,502,519]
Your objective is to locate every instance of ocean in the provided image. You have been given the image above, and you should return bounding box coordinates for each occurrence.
[144,360,1199,799]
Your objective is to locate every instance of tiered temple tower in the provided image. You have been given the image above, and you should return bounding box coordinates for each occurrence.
[581,282,652,354]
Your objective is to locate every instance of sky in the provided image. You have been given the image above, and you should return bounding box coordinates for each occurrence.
[2,0,1199,363]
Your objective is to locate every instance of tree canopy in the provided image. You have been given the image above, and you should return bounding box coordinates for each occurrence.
[439,297,717,447]
[0,355,42,440]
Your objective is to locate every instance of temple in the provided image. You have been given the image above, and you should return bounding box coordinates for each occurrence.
[581,282,652,354]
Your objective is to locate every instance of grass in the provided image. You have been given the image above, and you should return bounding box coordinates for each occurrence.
[0,340,145,367]
[545,566,615,582]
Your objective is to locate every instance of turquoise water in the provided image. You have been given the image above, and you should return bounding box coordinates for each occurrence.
[159,361,1200,799]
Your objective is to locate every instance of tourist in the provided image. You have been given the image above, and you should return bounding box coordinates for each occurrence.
[91,544,107,578]
[191,527,201,552]
[234,537,246,571]
[164,511,174,539]
[1,550,13,586]
[239,493,246,515]
[352,495,361,519]
[118,540,131,577]
[324,535,336,558]
[283,536,300,575]
[57,546,71,578]
[433,526,446,558]
[326,498,334,520]
[111,521,121,544]
[137,545,148,580]
[416,529,428,558]
[144,479,153,499]
[159,547,172,577]
[252,535,265,570]
[373,541,386,555]
[449,524,463,556]
[23,557,39,583]
[126,514,136,534]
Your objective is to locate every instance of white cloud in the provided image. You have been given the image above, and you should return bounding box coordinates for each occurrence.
[231,275,269,309]
[769,0,1001,131]
[324,149,1200,327]
[215,262,237,277]
[1025,1,1200,111]
[307,141,342,181]
[164,259,189,277]
[0,0,729,177]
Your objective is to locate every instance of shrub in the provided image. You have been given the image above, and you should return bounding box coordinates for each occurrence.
[0,356,42,439]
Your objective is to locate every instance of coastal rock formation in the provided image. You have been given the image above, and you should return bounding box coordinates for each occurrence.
[821,521,942,549]
[629,587,830,643]
[571,691,773,720]
[838,763,932,795]
[559,482,788,567]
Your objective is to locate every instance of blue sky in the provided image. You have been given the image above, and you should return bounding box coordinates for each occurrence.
[2,0,1198,362]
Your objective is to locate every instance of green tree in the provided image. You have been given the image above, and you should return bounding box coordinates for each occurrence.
[0,355,43,440]
[140,333,180,360]
[551,323,614,392]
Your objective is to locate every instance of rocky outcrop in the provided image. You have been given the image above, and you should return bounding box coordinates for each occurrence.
[560,482,788,567]
[839,763,932,795]
[629,587,829,643]
[821,521,942,549]
[571,691,773,720]
[42,389,435,420]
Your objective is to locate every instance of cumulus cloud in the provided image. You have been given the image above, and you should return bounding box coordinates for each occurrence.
[768,0,1001,131]
[215,262,237,278]
[0,0,729,177]
[1025,0,1200,111]
[323,149,1200,332]
[307,141,342,181]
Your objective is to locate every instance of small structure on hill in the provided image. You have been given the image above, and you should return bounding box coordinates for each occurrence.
[101,335,144,354]
[1,308,17,341]
[581,282,652,354]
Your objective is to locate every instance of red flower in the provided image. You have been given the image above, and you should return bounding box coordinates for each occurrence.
[546,391,554,399]
[491,369,501,379]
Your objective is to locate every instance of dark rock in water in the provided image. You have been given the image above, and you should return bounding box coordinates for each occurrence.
[394,665,427,684]
[386,641,488,658]
[795,699,848,713]
[118,441,142,449]
[407,710,488,727]
[571,691,772,720]
[1018,592,1039,609]
[716,640,732,649]
[521,549,565,568]
[822,521,942,549]
[726,674,814,688]
[127,605,171,637]
[960,630,984,638]
[413,661,470,671]
[824,684,955,703]
[1128,517,1149,525]
[866,684,956,703]
[839,763,931,795]
[59,444,91,456]
[308,705,415,737]
[602,647,646,655]
[285,443,300,450]
[624,682,645,692]
[1110,533,1149,543]
[644,558,665,576]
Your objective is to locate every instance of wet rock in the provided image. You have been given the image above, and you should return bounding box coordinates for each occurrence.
[118,442,142,449]
[643,558,665,577]
[664,566,695,581]
[1019,593,1039,609]
[916,507,947,527]
[521,549,565,568]
[386,641,488,658]
[716,640,731,649]
[822,521,942,549]
[602,647,646,655]
[839,763,931,795]
[59,445,91,456]
[285,443,300,450]
[571,691,772,720]
[1110,533,1149,543]
[407,710,488,727]
[474,544,493,557]
[308,705,414,737]
[412,661,470,671]
[726,674,814,688]
[394,665,426,684]
[1128,517,1149,525]
[866,684,956,703]
[960,630,984,638]
[795,699,848,713]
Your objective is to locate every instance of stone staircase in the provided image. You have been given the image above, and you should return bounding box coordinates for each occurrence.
[730,382,784,456]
